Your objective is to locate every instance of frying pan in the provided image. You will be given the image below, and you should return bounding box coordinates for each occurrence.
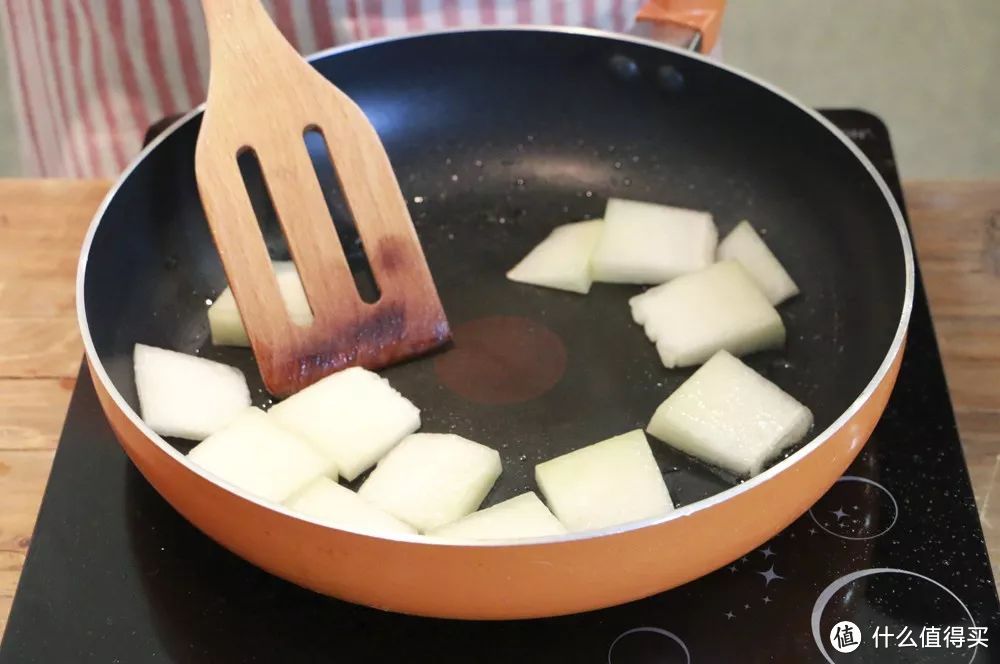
[76,27,913,619]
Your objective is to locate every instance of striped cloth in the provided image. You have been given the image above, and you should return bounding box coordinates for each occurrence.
[0,0,642,178]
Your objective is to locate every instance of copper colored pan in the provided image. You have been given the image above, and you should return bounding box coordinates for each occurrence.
[76,28,913,619]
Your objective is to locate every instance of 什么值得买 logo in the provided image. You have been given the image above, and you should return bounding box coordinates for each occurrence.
[830,621,861,654]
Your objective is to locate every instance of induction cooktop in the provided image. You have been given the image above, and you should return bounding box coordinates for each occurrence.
[1,110,997,664]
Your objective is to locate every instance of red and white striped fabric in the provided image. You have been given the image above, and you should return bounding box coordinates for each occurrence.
[0,0,642,178]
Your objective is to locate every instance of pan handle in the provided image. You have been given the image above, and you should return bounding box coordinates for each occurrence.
[143,114,185,147]
[631,0,726,55]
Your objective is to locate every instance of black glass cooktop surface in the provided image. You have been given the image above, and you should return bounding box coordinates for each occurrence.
[1,110,997,663]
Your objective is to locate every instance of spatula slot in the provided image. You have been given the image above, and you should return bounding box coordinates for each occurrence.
[303,126,381,305]
[236,145,315,326]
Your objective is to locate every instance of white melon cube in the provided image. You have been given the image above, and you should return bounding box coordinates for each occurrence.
[268,367,420,481]
[629,260,785,368]
[534,430,673,532]
[284,477,416,536]
[506,220,604,294]
[591,198,717,284]
[188,407,337,502]
[208,261,314,346]
[429,492,567,540]
[717,221,799,305]
[647,350,813,477]
[358,433,502,532]
[134,343,251,440]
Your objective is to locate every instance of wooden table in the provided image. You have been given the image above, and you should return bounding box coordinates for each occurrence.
[1,179,998,635]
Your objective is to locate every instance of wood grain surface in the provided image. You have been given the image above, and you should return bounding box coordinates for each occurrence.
[0,179,110,635]
[0,179,997,635]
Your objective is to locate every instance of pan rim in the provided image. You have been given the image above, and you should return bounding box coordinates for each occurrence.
[76,25,915,548]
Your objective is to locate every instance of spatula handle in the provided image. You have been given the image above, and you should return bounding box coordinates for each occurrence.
[200,0,297,82]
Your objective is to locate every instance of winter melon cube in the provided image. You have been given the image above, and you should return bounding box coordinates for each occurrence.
[591,198,717,284]
[268,367,420,481]
[208,261,313,346]
[358,433,502,532]
[134,343,250,440]
[506,220,604,294]
[534,430,673,532]
[284,477,416,536]
[646,350,813,477]
[629,260,785,368]
[717,221,799,305]
[430,492,567,540]
[188,407,337,502]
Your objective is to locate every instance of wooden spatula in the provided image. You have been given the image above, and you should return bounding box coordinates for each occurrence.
[194,0,450,398]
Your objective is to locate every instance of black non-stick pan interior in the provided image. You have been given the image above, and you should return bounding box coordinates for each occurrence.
[84,29,907,509]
